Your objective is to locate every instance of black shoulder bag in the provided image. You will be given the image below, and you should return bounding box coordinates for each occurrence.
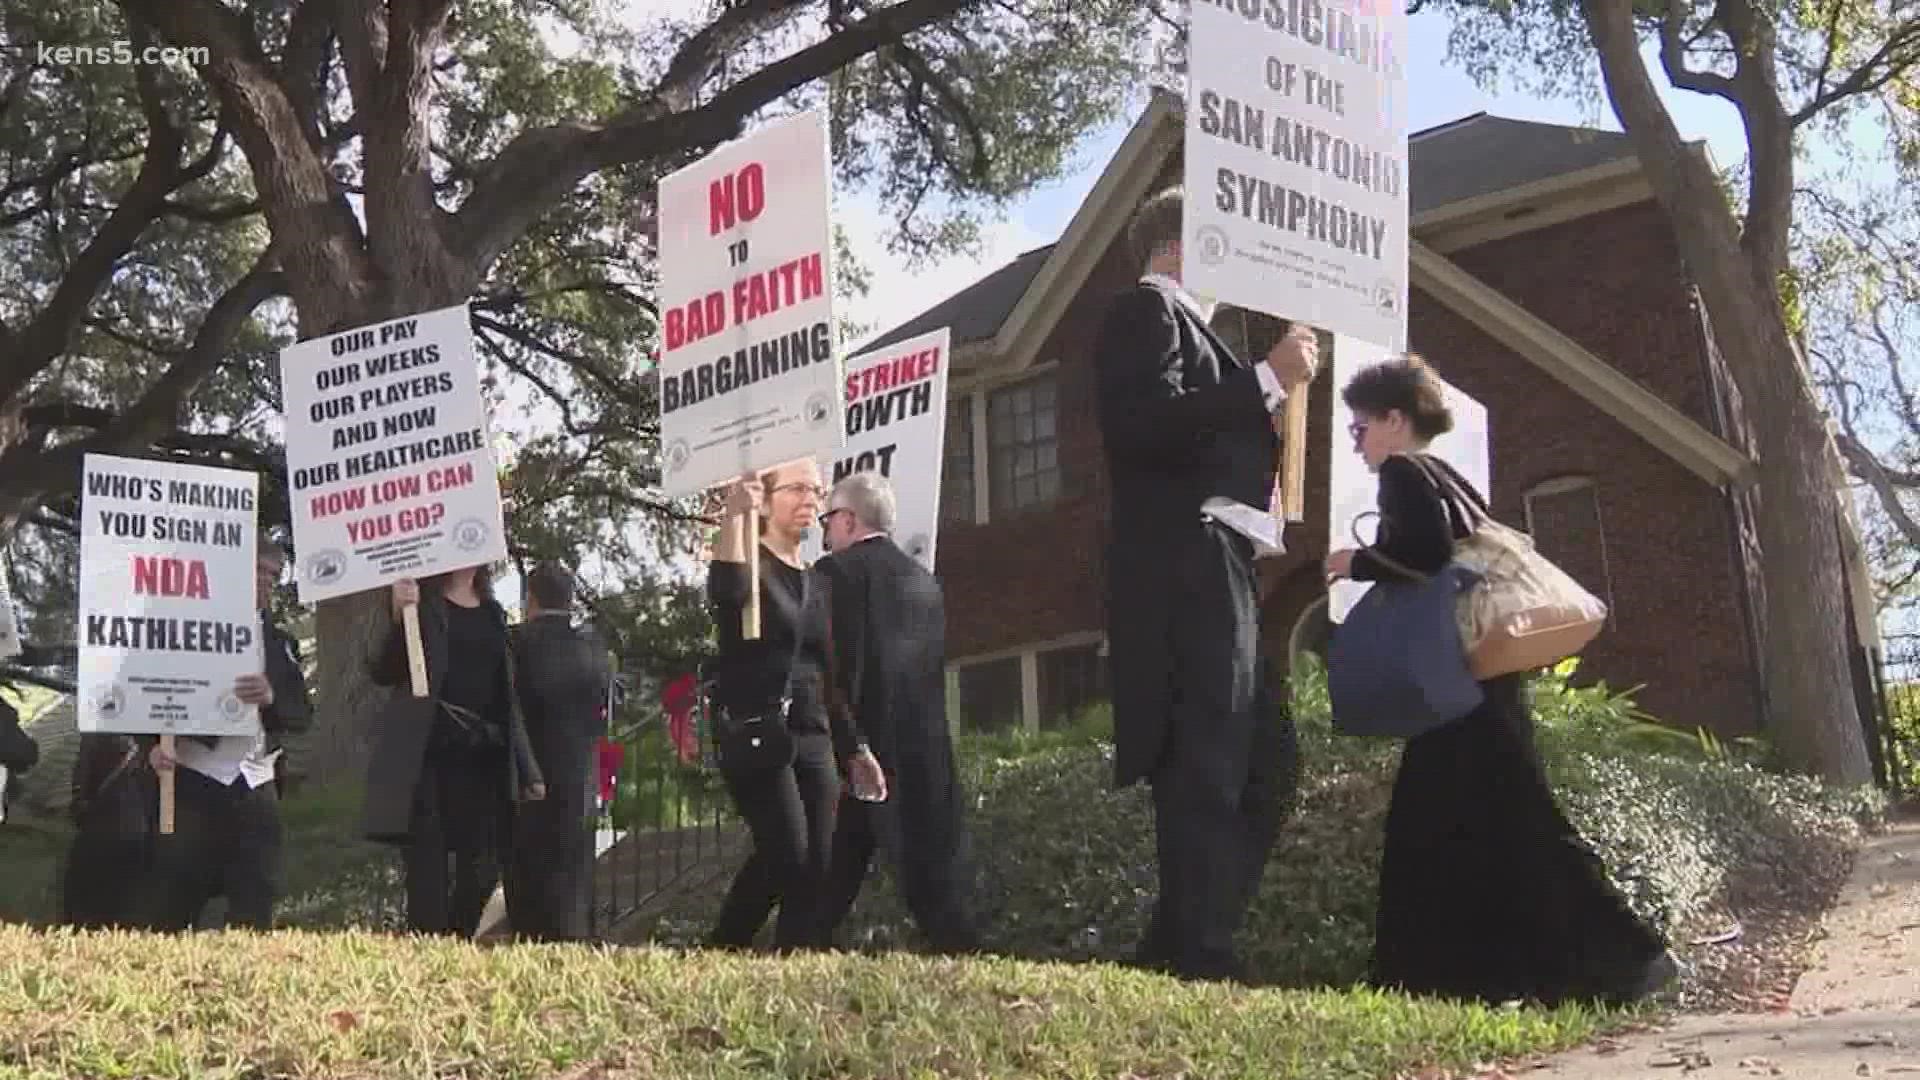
[713,565,807,774]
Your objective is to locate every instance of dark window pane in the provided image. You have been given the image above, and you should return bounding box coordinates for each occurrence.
[958,656,1023,733]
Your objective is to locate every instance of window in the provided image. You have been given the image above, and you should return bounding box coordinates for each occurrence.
[1522,477,1616,620]
[1038,641,1107,728]
[957,656,1023,733]
[942,396,975,524]
[987,373,1060,515]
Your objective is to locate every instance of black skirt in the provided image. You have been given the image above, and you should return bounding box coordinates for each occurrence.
[1370,673,1666,1005]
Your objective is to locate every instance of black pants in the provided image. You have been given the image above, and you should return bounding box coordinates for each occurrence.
[404,750,510,937]
[1371,674,1666,1005]
[709,732,838,950]
[818,794,978,953]
[62,765,159,929]
[146,769,283,931]
[506,770,594,942]
[1138,526,1297,981]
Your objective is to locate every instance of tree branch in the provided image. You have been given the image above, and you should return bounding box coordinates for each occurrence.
[122,0,376,332]
[1792,19,1920,125]
[454,0,983,272]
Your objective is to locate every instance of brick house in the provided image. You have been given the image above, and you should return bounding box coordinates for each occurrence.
[860,92,1880,740]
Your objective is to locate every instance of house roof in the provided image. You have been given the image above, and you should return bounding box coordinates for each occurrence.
[862,243,1056,353]
[864,111,1640,354]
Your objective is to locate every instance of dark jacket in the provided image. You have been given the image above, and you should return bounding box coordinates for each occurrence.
[509,614,609,809]
[0,696,37,773]
[1094,282,1280,787]
[815,537,963,852]
[360,588,544,845]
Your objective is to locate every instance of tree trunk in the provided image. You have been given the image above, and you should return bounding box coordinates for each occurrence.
[1583,0,1873,784]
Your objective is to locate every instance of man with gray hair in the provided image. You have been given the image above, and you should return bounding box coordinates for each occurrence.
[1094,185,1315,982]
[813,470,978,952]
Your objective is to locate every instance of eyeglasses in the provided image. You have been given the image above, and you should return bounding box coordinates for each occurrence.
[817,508,848,528]
[771,482,825,500]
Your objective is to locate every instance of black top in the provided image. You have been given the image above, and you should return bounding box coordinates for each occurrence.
[1350,453,1484,584]
[707,546,830,735]
[1094,283,1280,541]
[436,598,510,743]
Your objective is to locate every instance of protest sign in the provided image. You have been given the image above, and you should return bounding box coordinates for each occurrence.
[1326,336,1489,623]
[1184,0,1410,351]
[280,303,508,604]
[654,108,845,499]
[0,567,18,660]
[799,328,951,572]
[77,454,262,736]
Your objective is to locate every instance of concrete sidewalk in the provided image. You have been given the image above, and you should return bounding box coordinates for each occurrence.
[1521,817,1920,1079]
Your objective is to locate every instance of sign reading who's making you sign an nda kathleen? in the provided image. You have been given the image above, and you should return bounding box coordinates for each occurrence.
[280,303,508,603]
[78,455,263,739]
[1185,0,1411,351]
[654,108,845,499]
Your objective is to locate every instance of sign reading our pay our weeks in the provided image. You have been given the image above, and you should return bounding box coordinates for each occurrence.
[279,303,508,603]
[654,108,845,497]
[1184,0,1411,351]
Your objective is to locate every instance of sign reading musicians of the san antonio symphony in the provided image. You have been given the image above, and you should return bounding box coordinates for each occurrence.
[653,108,845,497]
[279,303,509,603]
[1184,0,1411,351]
[77,454,262,737]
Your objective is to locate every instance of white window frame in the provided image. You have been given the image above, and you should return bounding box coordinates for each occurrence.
[946,360,1063,527]
[945,629,1107,734]
[1521,475,1618,624]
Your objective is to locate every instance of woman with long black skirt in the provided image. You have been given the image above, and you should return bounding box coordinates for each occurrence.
[362,565,545,937]
[705,459,838,951]
[1324,355,1679,1006]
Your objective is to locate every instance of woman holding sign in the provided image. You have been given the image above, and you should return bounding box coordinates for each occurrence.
[362,565,545,938]
[705,460,839,951]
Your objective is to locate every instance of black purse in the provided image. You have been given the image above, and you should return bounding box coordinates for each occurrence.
[714,566,808,774]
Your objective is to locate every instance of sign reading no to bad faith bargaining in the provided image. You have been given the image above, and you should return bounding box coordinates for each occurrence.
[654,108,844,497]
[1184,0,1411,350]
[798,327,952,572]
[279,303,508,602]
[77,455,262,737]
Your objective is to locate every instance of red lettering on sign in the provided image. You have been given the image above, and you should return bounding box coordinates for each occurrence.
[132,556,209,599]
[708,163,766,235]
[731,252,826,327]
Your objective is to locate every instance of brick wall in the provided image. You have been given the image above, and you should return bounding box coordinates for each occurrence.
[934,180,1763,734]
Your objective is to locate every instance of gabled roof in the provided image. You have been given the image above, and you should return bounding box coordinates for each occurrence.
[863,243,1055,353]
[1407,113,1638,214]
[866,105,1642,356]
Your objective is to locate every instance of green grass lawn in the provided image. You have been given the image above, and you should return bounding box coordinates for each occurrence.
[0,927,1614,1080]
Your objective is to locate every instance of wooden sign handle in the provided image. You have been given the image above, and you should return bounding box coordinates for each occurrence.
[402,602,429,698]
[742,509,762,640]
[1282,388,1310,523]
[158,734,176,835]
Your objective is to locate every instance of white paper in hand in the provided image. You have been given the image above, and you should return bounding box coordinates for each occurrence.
[1202,498,1285,558]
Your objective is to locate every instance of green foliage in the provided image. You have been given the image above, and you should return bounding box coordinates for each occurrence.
[786,661,1878,988]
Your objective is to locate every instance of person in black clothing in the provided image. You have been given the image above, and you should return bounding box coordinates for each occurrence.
[61,733,154,928]
[1,693,38,820]
[1093,186,1315,982]
[705,459,849,951]
[505,562,611,942]
[145,538,313,930]
[1324,355,1678,1006]
[362,565,545,937]
[813,471,975,953]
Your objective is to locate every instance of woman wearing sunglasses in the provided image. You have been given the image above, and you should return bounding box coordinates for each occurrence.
[705,459,838,950]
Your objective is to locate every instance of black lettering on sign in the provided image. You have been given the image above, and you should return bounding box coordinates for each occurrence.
[832,444,898,483]
[85,614,254,653]
[661,320,834,414]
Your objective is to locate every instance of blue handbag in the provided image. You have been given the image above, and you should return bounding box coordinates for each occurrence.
[1326,514,1487,738]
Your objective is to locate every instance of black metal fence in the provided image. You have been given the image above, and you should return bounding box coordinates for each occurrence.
[585,662,743,939]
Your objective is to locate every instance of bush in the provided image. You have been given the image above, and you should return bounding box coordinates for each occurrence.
[799,659,1881,988]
